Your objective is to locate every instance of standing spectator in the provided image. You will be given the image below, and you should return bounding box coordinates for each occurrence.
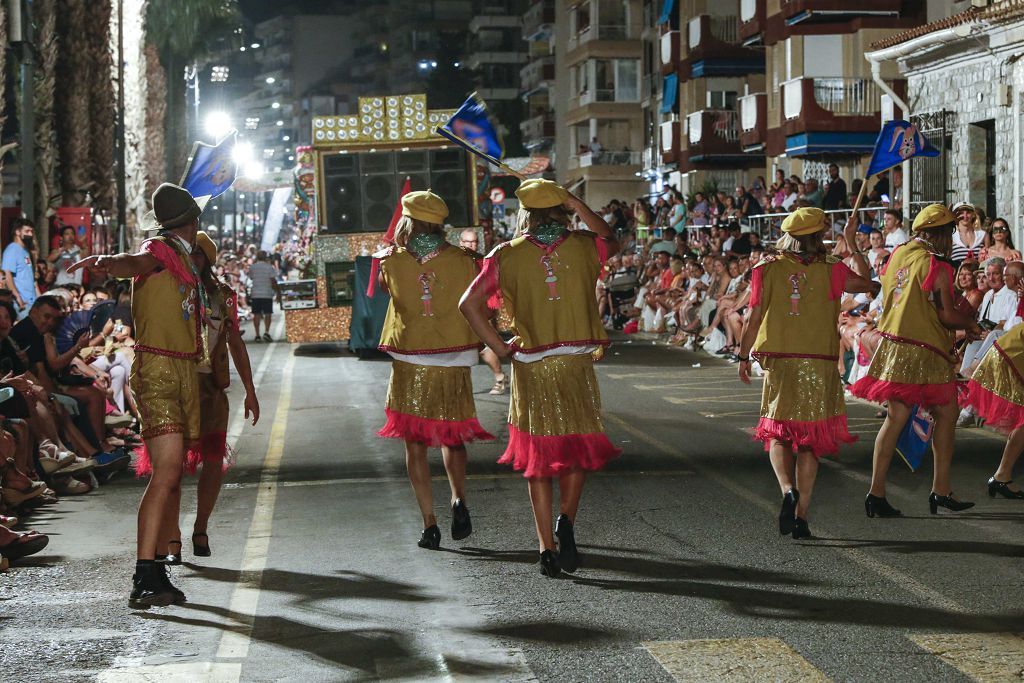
[458,228,480,254]
[48,226,90,287]
[881,209,908,249]
[951,201,987,268]
[3,218,41,316]
[802,179,824,208]
[588,137,603,158]
[822,164,847,211]
[668,193,687,232]
[689,192,710,227]
[248,250,280,342]
[735,185,762,218]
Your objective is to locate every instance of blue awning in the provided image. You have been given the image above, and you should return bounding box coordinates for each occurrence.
[657,0,676,25]
[660,73,678,114]
[785,132,877,157]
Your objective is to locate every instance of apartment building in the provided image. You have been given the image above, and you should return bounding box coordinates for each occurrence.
[520,0,557,153]
[555,0,647,207]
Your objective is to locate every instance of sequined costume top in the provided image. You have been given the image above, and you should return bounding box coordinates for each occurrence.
[132,236,202,360]
[478,230,609,355]
[749,253,853,361]
[377,244,482,355]
[876,239,956,362]
[208,281,239,389]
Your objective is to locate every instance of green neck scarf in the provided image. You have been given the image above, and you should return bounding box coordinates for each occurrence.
[407,233,446,259]
[531,222,567,245]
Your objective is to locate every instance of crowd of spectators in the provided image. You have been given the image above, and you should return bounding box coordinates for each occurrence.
[0,221,278,568]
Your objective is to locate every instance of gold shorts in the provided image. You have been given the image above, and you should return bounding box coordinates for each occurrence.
[131,352,200,441]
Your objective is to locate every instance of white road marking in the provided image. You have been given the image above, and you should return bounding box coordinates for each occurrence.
[644,637,830,682]
[910,632,1024,681]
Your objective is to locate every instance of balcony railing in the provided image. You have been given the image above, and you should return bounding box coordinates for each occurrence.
[783,77,882,119]
[520,112,556,140]
[688,15,737,50]
[688,110,739,145]
[520,57,556,91]
[568,23,632,49]
[578,88,616,105]
[523,0,556,40]
[738,93,764,132]
[578,150,643,167]
[740,0,757,22]
[641,73,659,101]
[661,30,679,69]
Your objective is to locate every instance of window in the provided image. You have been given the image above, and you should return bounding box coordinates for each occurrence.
[707,90,737,110]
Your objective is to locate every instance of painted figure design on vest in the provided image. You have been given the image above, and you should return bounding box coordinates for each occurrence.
[788,272,806,316]
[540,255,559,301]
[418,272,436,316]
[180,285,196,321]
[892,267,909,306]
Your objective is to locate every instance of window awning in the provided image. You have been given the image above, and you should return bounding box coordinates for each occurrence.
[660,73,678,114]
[657,0,676,25]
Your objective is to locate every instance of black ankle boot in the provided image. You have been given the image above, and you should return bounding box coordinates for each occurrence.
[128,562,176,610]
[779,489,799,535]
[451,499,472,541]
[417,524,441,550]
[791,517,812,540]
[864,494,902,518]
[554,514,579,573]
[539,550,561,578]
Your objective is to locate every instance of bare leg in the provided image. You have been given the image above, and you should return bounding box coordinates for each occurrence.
[157,484,182,557]
[137,432,184,560]
[557,470,586,522]
[10,421,34,474]
[768,441,796,495]
[930,399,959,496]
[794,450,820,519]
[868,399,912,497]
[993,427,1024,491]
[194,456,225,535]
[441,445,467,505]
[405,441,436,527]
[480,348,504,381]
[527,478,555,551]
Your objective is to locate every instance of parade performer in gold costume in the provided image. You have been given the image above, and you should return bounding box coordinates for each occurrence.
[737,209,878,539]
[69,183,206,609]
[376,191,493,550]
[460,179,620,578]
[851,204,982,517]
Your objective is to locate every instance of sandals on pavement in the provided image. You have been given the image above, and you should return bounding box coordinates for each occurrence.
[488,376,508,395]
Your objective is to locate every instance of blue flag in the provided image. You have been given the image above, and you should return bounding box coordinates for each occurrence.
[865,120,940,178]
[180,132,237,201]
[439,94,504,160]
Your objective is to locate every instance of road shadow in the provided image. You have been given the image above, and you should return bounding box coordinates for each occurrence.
[806,538,1024,558]
[471,620,619,644]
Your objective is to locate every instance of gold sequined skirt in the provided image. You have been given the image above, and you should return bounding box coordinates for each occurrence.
[759,356,846,422]
[131,352,200,441]
[867,338,955,386]
[385,361,478,422]
[508,354,605,436]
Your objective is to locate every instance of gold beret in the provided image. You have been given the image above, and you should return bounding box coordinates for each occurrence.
[515,178,568,209]
[781,207,827,236]
[912,204,956,232]
[195,230,217,265]
[401,190,448,224]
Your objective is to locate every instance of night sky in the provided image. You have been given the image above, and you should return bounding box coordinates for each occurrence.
[238,0,352,23]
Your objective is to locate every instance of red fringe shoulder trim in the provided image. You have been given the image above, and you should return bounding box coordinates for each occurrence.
[377,408,494,447]
[962,381,1024,434]
[754,415,855,458]
[498,424,621,479]
[850,375,957,408]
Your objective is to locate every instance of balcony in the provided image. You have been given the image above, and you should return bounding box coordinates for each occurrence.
[567,23,635,51]
[520,112,556,142]
[641,73,659,102]
[578,150,643,167]
[738,92,766,152]
[686,110,750,163]
[660,120,680,165]
[780,77,888,157]
[523,0,555,41]
[739,0,765,45]
[520,57,555,94]
[682,15,764,78]
[660,30,679,75]
[469,14,522,32]
[779,0,905,26]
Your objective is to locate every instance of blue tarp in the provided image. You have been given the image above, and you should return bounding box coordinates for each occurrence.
[660,73,678,114]
[657,0,676,25]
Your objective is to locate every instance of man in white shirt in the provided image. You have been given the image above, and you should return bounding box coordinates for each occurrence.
[247,251,280,342]
[882,209,908,248]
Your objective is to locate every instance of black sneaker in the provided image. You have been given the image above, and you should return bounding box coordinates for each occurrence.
[554,514,579,573]
[451,499,472,541]
[128,563,176,610]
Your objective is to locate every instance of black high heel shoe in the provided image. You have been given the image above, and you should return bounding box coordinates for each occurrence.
[451,499,472,540]
[864,494,902,518]
[192,532,211,557]
[791,517,812,540]
[554,514,578,573]
[987,477,1024,500]
[417,525,441,550]
[929,492,975,514]
[539,550,561,578]
[163,540,182,565]
[779,489,799,535]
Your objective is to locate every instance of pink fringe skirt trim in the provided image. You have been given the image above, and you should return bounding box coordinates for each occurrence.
[377,408,495,448]
[754,415,856,458]
[850,375,957,408]
[962,381,1024,434]
[498,424,621,479]
[134,432,230,477]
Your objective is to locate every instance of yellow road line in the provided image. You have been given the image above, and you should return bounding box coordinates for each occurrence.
[910,632,1024,681]
[644,637,830,682]
[605,413,966,613]
[215,352,295,662]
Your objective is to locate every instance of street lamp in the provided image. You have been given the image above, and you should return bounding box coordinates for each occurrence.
[204,111,232,140]
[244,161,265,179]
[233,141,254,164]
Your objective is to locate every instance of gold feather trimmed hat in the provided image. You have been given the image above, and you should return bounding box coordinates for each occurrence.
[515,178,569,209]
[401,190,448,224]
[912,204,956,232]
[781,207,827,236]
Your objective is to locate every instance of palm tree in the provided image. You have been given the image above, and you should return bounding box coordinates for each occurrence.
[144,44,168,200]
[86,0,115,213]
[55,0,91,202]
[145,0,239,180]
[33,0,58,231]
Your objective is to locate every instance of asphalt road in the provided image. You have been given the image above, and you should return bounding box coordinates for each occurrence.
[4,321,1024,682]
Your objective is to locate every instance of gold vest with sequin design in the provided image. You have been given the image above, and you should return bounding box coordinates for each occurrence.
[378,245,482,354]
[494,231,608,354]
[752,254,841,360]
[209,281,238,389]
[877,239,955,361]
[132,236,202,360]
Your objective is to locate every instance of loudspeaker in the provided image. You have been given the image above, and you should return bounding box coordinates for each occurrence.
[323,155,361,233]
[429,149,469,225]
[362,174,397,230]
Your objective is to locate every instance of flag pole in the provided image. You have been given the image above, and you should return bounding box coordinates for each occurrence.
[434,126,527,180]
